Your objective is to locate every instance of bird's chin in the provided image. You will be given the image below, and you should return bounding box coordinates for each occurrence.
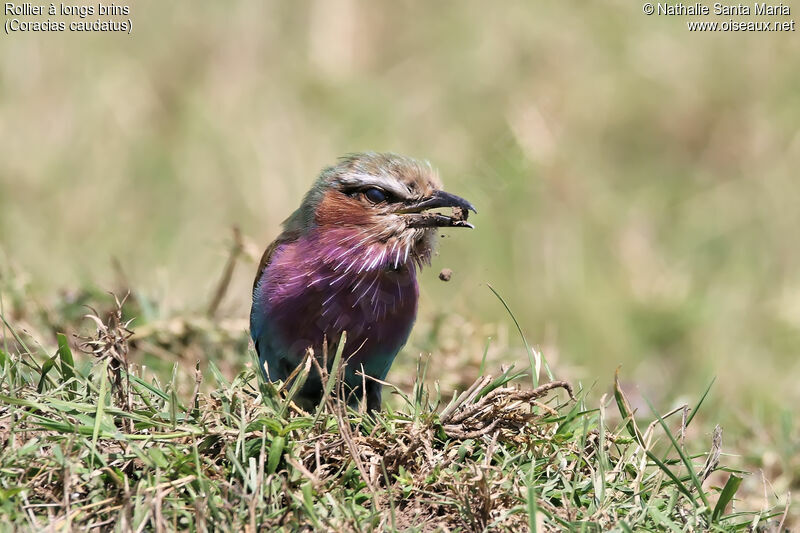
[406,227,437,266]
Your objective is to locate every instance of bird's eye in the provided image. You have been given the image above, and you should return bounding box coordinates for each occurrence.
[364,187,388,204]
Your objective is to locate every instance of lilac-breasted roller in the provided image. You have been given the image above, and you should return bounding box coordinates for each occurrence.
[250,153,475,411]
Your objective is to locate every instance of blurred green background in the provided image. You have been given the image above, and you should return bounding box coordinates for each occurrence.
[2,1,800,421]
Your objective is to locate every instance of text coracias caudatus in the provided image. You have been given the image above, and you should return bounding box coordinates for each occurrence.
[250,153,475,411]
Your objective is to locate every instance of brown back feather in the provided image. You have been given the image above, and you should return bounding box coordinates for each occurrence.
[252,234,295,292]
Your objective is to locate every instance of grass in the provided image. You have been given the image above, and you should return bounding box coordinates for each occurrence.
[0,292,791,531]
[4,2,800,417]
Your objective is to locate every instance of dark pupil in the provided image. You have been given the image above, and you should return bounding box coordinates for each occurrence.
[364,188,387,203]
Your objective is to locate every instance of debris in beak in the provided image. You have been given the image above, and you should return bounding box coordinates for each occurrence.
[439,268,453,282]
[402,191,476,229]
[451,205,470,223]
[405,213,474,229]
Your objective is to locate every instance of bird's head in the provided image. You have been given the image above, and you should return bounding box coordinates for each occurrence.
[283,152,475,269]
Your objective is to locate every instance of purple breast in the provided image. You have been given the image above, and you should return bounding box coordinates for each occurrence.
[255,228,419,374]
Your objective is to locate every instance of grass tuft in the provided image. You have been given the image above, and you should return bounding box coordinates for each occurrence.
[0,298,790,531]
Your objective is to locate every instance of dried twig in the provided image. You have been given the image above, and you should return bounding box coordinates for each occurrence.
[207,226,244,318]
[700,425,722,483]
[76,293,134,427]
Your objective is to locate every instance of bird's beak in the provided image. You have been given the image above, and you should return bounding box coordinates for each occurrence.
[397,190,477,229]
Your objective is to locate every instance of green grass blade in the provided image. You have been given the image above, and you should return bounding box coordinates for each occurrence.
[0,314,35,365]
[645,449,696,502]
[36,354,57,393]
[527,470,538,533]
[127,372,170,401]
[0,394,52,410]
[56,333,75,397]
[712,474,742,522]
[90,358,111,469]
[645,397,712,510]
[479,337,491,376]
[648,505,683,533]
[613,368,645,447]
[267,435,285,474]
[279,355,311,419]
[207,360,230,388]
[487,283,552,387]
[0,346,14,387]
[685,377,715,428]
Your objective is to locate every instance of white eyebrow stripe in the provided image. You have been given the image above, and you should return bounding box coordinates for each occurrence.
[336,173,413,199]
